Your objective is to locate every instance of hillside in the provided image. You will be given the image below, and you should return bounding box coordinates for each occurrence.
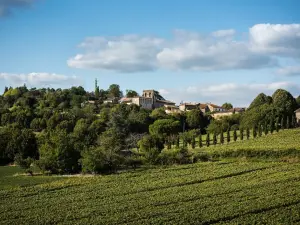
[1,161,300,224]
[194,129,300,159]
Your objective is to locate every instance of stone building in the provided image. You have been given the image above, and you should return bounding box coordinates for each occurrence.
[120,90,175,109]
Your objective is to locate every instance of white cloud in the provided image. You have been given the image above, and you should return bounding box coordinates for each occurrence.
[277,66,300,76]
[68,24,300,73]
[212,29,236,37]
[159,82,300,106]
[67,35,164,73]
[0,0,37,17]
[0,72,82,87]
[250,24,300,57]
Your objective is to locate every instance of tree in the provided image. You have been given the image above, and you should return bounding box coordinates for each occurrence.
[226,129,230,143]
[264,121,268,135]
[253,126,257,138]
[286,115,290,129]
[246,128,250,139]
[248,93,272,110]
[191,137,196,149]
[276,117,280,132]
[126,90,138,98]
[108,84,122,99]
[292,114,297,128]
[240,128,244,140]
[81,129,124,174]
[186,109,203,129]
[3,86,8,94]
[206,133,210,147]
[198,134,203,147]
[232,128,237,142]
[37,129,80,174]
[150,107,168,120]
[258,124,262,137]
[296,95,300,108]
[222,103,233,110]
[220,131,224,144]
[213,132,217,145]
[149,119,180,139]
[272,89,297,117]
[176,136,180,148]
[281,117,285,130]
[270,117,274,134]
[138,135,164,164]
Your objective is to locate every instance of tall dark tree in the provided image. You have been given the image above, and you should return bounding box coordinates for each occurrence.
[281,117,285,130]
[240,128,244,140]
[270,117,274,134]
[206,133,210,147]
[176,136,180,148]
[233,129,237,142]
[246,128,250,140]
[286,115,290,129]
[276,117,280,132]
[220,130,224,144]
[253,126,257,138]
[264,121,268,135]
[213,132,217,145]
[4,86,8,94]
[258,124,262,137]
[226,129,230,143]
[191,137,196,149]
[198,134,203,148]
[292,114,297,128]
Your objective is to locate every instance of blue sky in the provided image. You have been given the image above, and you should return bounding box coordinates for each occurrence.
[0,0,300,106]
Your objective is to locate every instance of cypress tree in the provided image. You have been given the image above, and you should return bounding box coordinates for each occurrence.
[227,129,230,143]
[246,128,250,140]
[167,137,172,149]
[286,116,290,129]
[198,134,203,148]
[253,126,257,138]
[233,128,237,142]
[191,137,195,149]
[213,132,217,145]
[264,121,268,135]
[176,136,180,148]
[292,114,297,128]
[240,128,244,140]
[206,133,210,147]
[220,130,224,144]
[281,117,285,130]
[258,124,262,137]
[270,117,274,134]
[276,117,280,132]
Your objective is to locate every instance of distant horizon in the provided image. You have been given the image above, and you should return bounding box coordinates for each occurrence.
[1,0,300,107]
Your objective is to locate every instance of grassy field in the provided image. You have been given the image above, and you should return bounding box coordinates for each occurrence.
[1,160,300,224]
[191,129,300,159]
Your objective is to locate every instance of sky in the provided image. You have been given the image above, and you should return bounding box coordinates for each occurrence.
[0,0,300,106]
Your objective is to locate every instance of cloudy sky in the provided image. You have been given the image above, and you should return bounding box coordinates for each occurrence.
[0,0,300,106]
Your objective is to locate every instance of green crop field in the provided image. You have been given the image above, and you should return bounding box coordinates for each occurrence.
[1,160,300,224]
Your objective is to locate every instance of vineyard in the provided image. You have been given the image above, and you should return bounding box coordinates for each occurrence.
[1,161,300,224]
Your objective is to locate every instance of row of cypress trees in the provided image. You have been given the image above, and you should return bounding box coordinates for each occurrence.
[196,114,297,148]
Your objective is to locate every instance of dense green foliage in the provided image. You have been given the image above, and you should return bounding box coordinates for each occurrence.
[0,85,299,174]
[1,161,300,224]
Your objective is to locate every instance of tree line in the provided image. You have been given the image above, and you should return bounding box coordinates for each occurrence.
[0,85,299,174]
